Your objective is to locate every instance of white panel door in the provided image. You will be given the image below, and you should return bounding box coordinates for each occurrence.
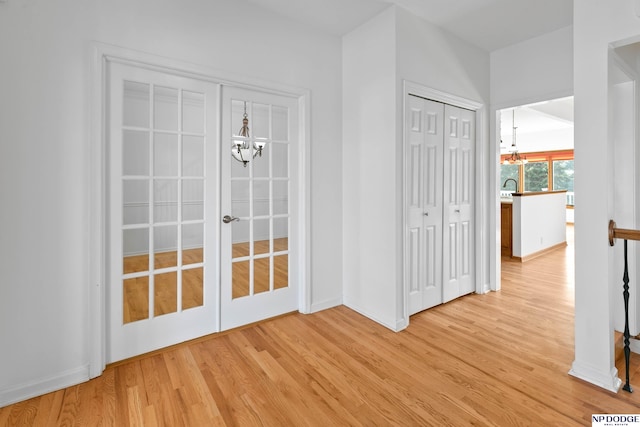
[220,86,299,331]
[443,104,475,303]
[407,96,444,315]
[107,62,219,363]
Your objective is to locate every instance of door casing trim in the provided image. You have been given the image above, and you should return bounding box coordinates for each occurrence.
[90,42,310,377]
[401,80,487,326]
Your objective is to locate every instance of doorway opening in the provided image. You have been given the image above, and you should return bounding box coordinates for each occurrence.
[497,97,574,263]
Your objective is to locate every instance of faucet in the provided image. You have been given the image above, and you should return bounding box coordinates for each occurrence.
[503,178,518,193]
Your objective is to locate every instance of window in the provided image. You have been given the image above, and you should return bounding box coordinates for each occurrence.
[524,162,549,192]
[500,150,574,206]
[553,159,574,206]
[500,164,518,193]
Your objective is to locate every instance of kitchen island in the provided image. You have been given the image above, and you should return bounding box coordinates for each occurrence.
[501,190,567,261]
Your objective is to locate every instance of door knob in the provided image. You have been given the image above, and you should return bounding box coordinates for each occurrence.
[455,209,460,213]
[223,215,239,223]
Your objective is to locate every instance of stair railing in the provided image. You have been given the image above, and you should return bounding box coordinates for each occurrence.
[609,219,640,392]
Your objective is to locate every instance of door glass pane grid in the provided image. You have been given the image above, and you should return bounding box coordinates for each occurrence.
[229,98,293,299]
[151,85,182,320]
[122,84,209,323]
[231,100,261,298]
[252,101,270,179]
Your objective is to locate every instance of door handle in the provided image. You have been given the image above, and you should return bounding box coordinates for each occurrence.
[223,215,240,223]
[454,209,460,213]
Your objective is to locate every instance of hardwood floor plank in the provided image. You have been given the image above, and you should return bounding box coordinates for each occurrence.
[30,392,64,427]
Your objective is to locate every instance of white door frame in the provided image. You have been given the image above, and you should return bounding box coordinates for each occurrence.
[89,43,310,377]
[402,80,487,322]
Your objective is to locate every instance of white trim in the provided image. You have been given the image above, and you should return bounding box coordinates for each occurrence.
[475,104,489,295]
[95,42,307,100]
[491,89,573,113]
[88,44,107,378]
[405,82,483,111]
[402,80,487,323]
[490,108,501,293]
[310,297,342,313]
[569,361,622,393]
[344,298,407,332]
[490,90,574,294]
[609,48,639,82]
[299,92,312,314]
[629,337,640,355]
[0,365,89,408]
[90,42,311,377]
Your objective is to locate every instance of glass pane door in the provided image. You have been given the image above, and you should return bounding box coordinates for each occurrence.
[221,87,298,331]
[108,62,219,363]
[229,99,289,299]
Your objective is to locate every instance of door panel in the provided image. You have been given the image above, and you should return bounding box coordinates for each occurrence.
[220,87,299,330]
[443,104,475,303]
[107,62,219,363]
[407,96,444,315]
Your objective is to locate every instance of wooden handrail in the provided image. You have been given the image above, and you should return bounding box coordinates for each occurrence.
[609,220,640,246]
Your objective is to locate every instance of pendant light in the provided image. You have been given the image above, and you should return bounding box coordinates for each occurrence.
[231,101,265,167]
[503,109,527,165]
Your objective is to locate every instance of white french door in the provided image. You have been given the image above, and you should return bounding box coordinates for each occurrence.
[407,95,475,315]
[106,62,219,363]
[220,86,299,331]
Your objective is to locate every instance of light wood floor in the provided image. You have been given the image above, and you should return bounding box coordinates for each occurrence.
[4,225,640,425]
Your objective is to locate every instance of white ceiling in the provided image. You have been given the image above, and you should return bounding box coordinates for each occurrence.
[247,0,575,153]
[247,0,573,51]
[500,97,574,153]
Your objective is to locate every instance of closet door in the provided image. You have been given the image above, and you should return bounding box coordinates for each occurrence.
[407,96,444,314]
[442,104,475,303]
[406,96,475,315]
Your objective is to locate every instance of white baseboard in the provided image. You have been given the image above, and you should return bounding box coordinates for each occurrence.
[343,299,404,332]
[629,337,640,354]
[0,365,89,408]
[309,297,342,313]
[569,360,622,393]
[479,282,492,294]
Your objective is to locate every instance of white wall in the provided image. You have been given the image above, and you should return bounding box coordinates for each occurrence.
[0,0,343,406]
[396,7,490,295]
[342,8,399,329]
[491,26,574,109]
[570,0,640,392]
[342,6,489,331]
[511,127,574,153]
